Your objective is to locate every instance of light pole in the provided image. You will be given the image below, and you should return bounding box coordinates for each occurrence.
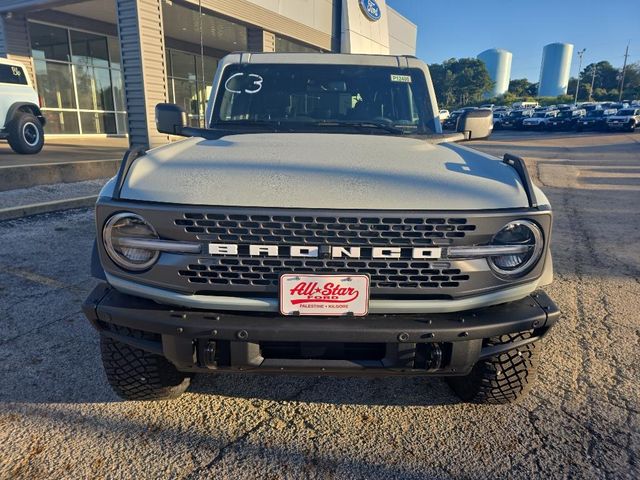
[574,48,586,104]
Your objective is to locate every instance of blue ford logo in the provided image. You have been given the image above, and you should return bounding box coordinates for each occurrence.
[359,0,382,21]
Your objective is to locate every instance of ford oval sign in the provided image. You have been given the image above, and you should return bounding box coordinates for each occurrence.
[359,0,382,22]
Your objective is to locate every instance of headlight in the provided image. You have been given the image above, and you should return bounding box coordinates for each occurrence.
[488,220,544,278]
[103,212,159,271]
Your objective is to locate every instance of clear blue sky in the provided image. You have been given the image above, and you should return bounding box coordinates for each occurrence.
[386,0,639,81]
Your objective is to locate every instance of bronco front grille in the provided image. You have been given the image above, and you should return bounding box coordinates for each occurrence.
[171,213,476,292]
[175,213,476,246]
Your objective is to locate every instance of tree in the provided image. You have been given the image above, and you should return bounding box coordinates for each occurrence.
[621,62,640,98]
[429,58,493,108]
[508,78,533,97]
[580,61,619,91]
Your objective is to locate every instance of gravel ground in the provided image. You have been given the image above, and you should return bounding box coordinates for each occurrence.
[0,131,638,479]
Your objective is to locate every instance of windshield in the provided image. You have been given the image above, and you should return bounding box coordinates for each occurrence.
[533,113,547,118]
[558,111,572,118]
[509,111,524,117]
[211,64,435,135]
[616,109,635,116]
[587,110,604,117]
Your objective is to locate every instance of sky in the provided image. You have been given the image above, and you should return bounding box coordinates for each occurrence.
[386,0,639,81]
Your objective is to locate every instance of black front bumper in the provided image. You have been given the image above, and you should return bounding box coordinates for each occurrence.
[83,283,559,376]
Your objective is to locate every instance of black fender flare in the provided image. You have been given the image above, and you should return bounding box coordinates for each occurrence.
[5,102,46,127]
[91,239,107,281]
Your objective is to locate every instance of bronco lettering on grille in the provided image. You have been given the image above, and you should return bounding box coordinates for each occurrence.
[208,243,441,259]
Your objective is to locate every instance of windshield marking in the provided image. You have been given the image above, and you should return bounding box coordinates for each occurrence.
[224,72,265,94]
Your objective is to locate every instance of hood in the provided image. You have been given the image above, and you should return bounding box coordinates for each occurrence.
[120,133,530,210]
[608,115,632,120]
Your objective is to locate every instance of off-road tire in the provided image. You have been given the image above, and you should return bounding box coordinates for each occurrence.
[7,112,44,154]
[100,331,191,401]
[446,331,540,404]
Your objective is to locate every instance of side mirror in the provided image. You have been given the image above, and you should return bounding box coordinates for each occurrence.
[457,109,493,140]
[155,103,187,135]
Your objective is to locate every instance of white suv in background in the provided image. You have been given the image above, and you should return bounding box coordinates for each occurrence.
[522,110,558,130]
[0,58,46,154]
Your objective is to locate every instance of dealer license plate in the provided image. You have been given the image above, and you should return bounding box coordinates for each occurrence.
[280,274,369,316]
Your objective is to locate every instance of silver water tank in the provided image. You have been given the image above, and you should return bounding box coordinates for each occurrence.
[538,43,574,97]
[477,48,513,97]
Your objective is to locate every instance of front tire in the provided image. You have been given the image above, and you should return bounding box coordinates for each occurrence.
[446,331,540,404]
[100,330,191,401]
[7,112,44,154]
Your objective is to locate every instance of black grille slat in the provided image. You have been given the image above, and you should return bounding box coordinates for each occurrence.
[177,214,475,247]
[177,257,471,290]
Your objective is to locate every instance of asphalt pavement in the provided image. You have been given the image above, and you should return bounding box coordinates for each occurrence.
[0,130,638,479]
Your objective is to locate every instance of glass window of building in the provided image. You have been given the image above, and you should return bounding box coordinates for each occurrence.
[29,22,127,135]
[167,49,221,127]
[275,35,322,53]
[162,1,247,126]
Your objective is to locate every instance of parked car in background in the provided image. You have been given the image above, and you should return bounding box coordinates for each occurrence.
[547,109,586,131]
[439,109,450,121]
[492,112,507,129]
[576,109,617,132]
[581,103,601,113]
[500,109,534,130]
[606,108,640,132]
[522,111,559,130]
[512,101,539,109]
[442,109,463,130]
[0,58,46,154]
[493,106,510,113]
[480,104,495,110]
[607,102,629,110]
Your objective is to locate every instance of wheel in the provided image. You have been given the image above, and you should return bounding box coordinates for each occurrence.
[7,112,44,154]
[628,123,636,133]
[100,329,191,401]
[446,330,540,404]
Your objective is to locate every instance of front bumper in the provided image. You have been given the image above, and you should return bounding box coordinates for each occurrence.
[607,122,631,130]
[83,283,559,376]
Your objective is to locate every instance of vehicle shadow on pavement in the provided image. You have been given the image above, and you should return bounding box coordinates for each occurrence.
[188,373,461,407]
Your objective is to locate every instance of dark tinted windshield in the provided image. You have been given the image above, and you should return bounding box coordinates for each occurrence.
[617,109,635,116]
[509,111,524,117]
[211,64,435,134]
[587,110,604,117]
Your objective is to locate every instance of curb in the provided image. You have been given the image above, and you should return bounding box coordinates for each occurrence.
[0,195,97,222]
[0,159,121,192]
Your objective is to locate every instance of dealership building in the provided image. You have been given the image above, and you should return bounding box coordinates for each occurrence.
[0,0,416,148]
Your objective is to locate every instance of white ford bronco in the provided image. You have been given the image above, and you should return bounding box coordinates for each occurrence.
[0,58,45,154]
[83,53,559,404]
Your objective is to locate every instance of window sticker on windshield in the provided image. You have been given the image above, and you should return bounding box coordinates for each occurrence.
[390,74,412,83]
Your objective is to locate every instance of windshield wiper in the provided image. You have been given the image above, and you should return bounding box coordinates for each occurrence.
[310,120,405,135]
[210,120,294,132]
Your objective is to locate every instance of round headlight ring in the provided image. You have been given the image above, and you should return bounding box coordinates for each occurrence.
[488,219,544,278]
[103,212,159,271]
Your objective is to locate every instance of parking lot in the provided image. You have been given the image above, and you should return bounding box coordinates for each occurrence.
[0,130,638,479]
